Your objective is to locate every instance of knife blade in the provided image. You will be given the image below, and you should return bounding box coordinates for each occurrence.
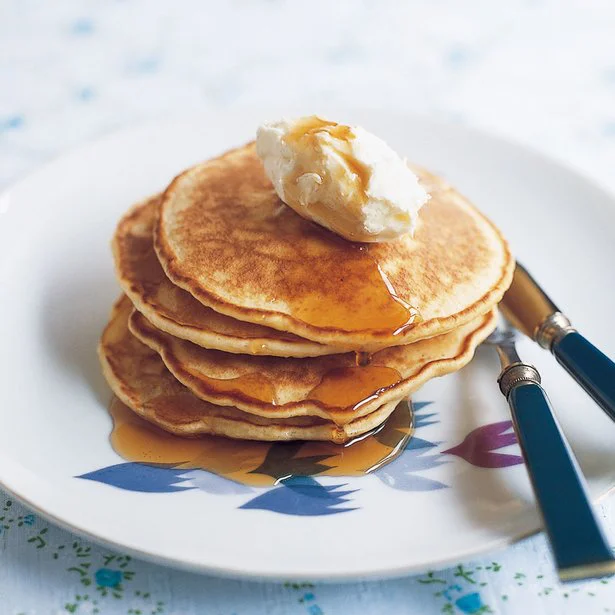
[500,263,615,424]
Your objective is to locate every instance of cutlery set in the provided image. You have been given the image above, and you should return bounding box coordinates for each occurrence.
[492,263,615,581]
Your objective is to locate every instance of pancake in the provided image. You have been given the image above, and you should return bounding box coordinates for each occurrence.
[129,306,497,425]
[99,296,399,442]
[156,143,513,350]
[113,196,341,357]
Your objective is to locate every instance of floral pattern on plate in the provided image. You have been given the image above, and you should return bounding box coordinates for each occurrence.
[77,402,523,516]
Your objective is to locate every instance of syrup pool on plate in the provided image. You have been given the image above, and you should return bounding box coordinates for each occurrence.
[108,397,414,487]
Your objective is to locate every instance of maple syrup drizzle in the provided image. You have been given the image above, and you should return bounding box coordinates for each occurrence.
[196,372,277,404]
[355,351,373,367]
[185,360,400,413]
[284,116,368,222]
[277,117,422,333]
[173,363,400,418]
[286,117,370,199]
[307,366,401,412]
[292,256,420,333]
[108,397,414,487]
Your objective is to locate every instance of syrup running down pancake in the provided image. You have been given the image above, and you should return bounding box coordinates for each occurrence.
[129,306,497,425]
[99,296,400,442]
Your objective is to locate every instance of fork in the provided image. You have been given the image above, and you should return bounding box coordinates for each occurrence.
[486,317,615,581]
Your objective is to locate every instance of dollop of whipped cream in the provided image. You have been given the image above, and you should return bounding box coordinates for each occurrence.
[256,116,430,242]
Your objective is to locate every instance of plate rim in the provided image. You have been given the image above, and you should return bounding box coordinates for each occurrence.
[1,475,613,582]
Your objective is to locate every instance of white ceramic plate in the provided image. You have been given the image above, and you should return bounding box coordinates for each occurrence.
[1,110,615,582]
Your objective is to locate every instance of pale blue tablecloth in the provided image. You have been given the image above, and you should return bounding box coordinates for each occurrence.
[2,1,615,613]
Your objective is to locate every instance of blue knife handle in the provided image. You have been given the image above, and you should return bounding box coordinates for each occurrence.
[508,381,615,581]
[552,331,615,423]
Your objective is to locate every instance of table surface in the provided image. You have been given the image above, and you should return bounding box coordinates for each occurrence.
[3,1,615,613]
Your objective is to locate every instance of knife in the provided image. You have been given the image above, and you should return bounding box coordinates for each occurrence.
[488,320,615,582]
[500,263,615,423]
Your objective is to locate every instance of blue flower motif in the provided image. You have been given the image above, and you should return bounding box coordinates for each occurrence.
[77,462,194,493]
[455,592,484,614]
[23,514,35,526]
[375,402,449,491]
[240,476,357,516]
[95,568,123,588]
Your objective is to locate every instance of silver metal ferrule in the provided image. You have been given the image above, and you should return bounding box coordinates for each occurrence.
[498,363,542,398]
[535,312,576,350]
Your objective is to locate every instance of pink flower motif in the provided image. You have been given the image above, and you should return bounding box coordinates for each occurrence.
[442,421,523,468]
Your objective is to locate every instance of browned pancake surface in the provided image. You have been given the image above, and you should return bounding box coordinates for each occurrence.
[113,196,340,357]
[156,143,513,349]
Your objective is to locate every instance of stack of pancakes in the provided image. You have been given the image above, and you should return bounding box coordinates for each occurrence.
[99,143,514,443]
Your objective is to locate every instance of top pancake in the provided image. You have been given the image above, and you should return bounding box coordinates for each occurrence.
[156,142,513,350]
[113,195,341,357]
